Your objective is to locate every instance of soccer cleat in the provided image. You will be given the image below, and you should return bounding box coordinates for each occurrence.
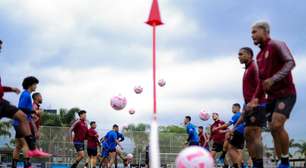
[27,149,52,158]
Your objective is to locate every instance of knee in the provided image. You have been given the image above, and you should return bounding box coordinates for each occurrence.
[270,122,283,133]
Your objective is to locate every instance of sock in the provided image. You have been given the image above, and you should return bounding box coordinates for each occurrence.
[253,159,263,168]
[12,159,19,168]
[233,163,239,168]
[220,150,226,159]
[281,154,289,165]
[24,135,36,150]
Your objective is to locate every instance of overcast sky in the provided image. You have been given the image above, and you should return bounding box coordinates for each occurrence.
[1,0,305,141]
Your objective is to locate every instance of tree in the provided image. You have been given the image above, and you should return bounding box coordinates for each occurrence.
[292,141,306,165]
[0,121,12,138]
[40,107,79,127]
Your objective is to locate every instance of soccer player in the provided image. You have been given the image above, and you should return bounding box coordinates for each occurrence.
[85,121,99,168]
[183,116,199,146]
[237,47,266,168]
[32,92,43,139]
[210,113,226,160]
[198,126,209,151]
[0,40,50,160]
[249,21,296,168]
[14,76,41,168]
[215,103,245,168]
[102,124,124,168]
[70,110,88,168]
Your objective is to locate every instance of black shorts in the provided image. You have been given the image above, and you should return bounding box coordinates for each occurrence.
[74,141,85,152]
[87,148,98,156]
[229,131,244,149]
[108,148,116,153]
[244,104,267,127]
[266,95,296,122]
[0,99,19,119]
[212,142,224,152]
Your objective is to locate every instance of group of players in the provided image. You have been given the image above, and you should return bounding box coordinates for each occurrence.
[0,40,131,168]
[0,20,297,168]
[69,110,131,168]
[183,21,297,168]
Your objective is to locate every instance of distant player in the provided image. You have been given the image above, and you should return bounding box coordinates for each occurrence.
[69,110,88,168]
[183,116,199,146]
[85,121,99,168]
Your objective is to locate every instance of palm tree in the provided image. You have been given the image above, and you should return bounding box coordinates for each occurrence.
[0,121,12,138]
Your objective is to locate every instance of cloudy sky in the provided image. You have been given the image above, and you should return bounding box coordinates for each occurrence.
[1,0,305,141]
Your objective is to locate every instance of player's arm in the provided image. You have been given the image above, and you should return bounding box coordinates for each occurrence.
[234,114,244,128]
[271,42,295,82]
[3,86,20,94]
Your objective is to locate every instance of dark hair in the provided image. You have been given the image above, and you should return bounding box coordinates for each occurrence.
[22,76,39,89]
[78,110,86,116]
[185,116,191,121]
[233,103,241,109]
[0,40,3,44]
[113,124,119,128]
[198,126,203,129]
[90,121,96,126]
[240,47,254,58]
[32,92,41,100]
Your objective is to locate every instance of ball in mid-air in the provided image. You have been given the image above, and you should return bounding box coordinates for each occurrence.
[199,111,210,121]
[158,79,166,87]
[129,108,135,115]
[134,86,143,94]
[110,95,127,110]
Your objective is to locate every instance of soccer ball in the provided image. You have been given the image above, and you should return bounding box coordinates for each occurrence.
[134,86,143,94]
[110,95,127,110]
[129,108,135,115]
[176,146,214,168]
[199,110,210,121]
[126,153,133,160]
[158,79,166,87]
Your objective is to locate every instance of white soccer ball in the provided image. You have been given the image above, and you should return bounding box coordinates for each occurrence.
[110,95,127,111]
[126,153,133,160]
[158,79,166,87]
[176,146,214,168]
[134,86,143,94]
[128,108,135,115]
[199,110,210,121]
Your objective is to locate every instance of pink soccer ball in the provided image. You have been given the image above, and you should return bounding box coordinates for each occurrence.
[158,79,166,87]
[176,146,214,168]
[134,86,143,94]
[199,111,210,121]
[126,153,133,160]
[129,108,135,115]
[110,95,127,111]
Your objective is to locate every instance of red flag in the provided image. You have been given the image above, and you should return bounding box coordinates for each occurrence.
[146,0,163,26]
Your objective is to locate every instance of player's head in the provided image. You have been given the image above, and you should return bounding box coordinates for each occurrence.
[232,103,241,113]
[239,47,253,64]
[78,110,87,120]
[0,40,3,52]
[212,112,219,121]
[90,121,96,129]
[251,21,270,45]
[22,76,39,92]
[198,126,203,133]
[113,124,119,131]
[32,92,42,104]
[184,116,191,125]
